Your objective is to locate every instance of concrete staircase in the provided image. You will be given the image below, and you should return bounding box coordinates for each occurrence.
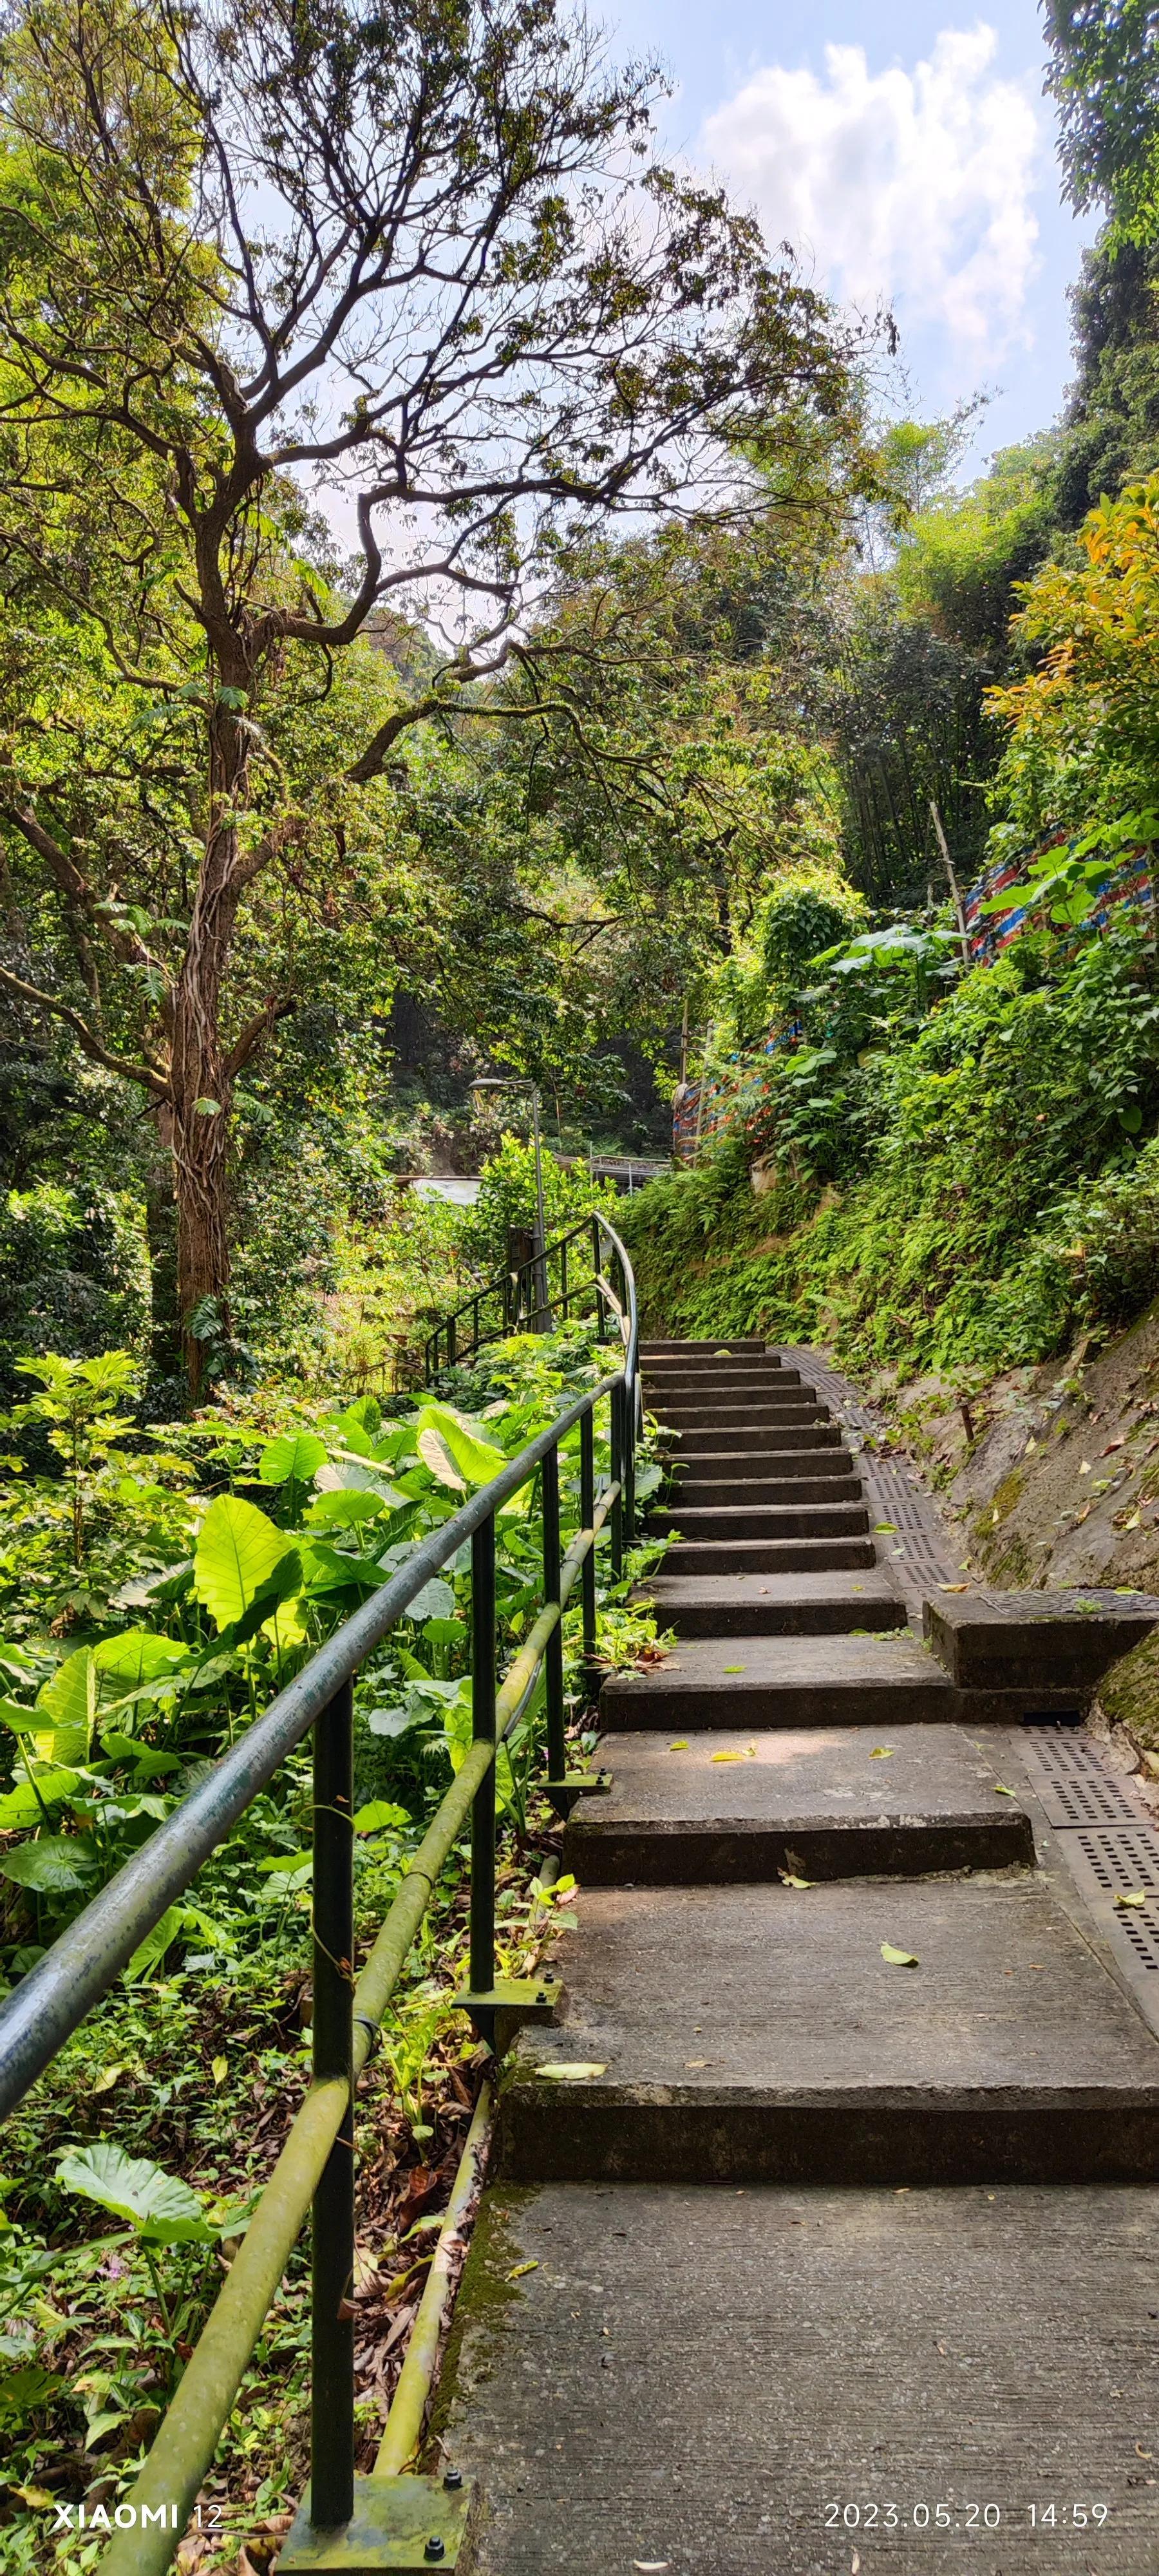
[433,1341,1159,2573]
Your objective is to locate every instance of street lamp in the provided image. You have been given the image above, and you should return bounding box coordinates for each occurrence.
[471,1074,551,1329]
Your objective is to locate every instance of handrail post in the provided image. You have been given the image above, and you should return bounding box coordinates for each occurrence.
[470,1513,497,2011]
[580,1403,598,1701]
[447,1311,457,1370]
[310,1676,354,2532]
[592,1214,606,1340]
[542,1440,565,1804]
[560,1231,569,1320]
[610,1380,625,1580]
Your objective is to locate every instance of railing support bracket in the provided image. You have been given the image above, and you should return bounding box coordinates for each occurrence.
[544,1766,612,1812]
[279,2471,480,2571]
[453,1973,561,2052]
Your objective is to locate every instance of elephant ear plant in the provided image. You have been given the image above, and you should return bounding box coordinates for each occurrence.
[54,2144,240,2356]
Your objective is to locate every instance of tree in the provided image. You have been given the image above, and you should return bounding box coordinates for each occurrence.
[1044,1,1159,242]
[0,0,862,1392]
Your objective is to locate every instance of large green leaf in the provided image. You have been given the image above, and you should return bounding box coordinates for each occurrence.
[193,1495,297,1630]
[93,1632,186,1690]
[32,1649,96,1768]
[1,1836,97,1893]
[54,2143,213,2244]
[258,1432,327,1486]
[418,1401,507,1487]
[122,1904,187,1982]
[0,1771,80,1830]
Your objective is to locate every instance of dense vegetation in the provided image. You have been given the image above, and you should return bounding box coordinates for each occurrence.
[11,0,1159,2549]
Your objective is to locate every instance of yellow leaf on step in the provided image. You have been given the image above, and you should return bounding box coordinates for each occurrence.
[721,1664,745,1673]
[871,1747,895,1759]
[668,1739,689,1751]
[992,1784,1016,1798]
[778,1871,813,1889]
[711,1750,744,1762]
[938,1582,969,1592]
[507,2260,539,2280]
[538,2063,607,2081]
[1114,1889,1148,1908]
[881,1942,920,1967]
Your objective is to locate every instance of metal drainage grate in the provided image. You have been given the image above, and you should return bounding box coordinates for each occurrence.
[1019,1730,1147,1830]
[1055,1824,1159,2000]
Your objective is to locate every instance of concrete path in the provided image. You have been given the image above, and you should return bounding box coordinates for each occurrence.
[433,1341,1159,2573]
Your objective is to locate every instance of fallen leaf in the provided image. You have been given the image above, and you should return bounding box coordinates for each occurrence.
[851,2555,861,2575]
[1102,1437,1126,1454]
[93,2064,126,2094]
[721,1664,746,1673]
[778,1871,813,1889]
[938,1582,970,1592]
[992,1783,1016,1798]
[1136,2445,1153,2460]
[1115,1890,1149,1908]
[668,1739,688,1751]
[874,1521,896,1533]
[684,2058,708,2069]
[871,1745,895,1759]
[633,2563,672,2571]
[1025,1435,1037,1453]
[507,2260,539,2280]
[711,1750,744,1763]
[1079,1459,1091,1475]
[538,2063,607,2081]
[211,2055,228,2085]
[881,1942,920,1967]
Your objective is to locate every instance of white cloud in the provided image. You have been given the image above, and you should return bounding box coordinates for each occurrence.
[701,25,1041,359]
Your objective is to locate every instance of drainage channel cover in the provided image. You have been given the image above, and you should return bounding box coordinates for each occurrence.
[1019,1728,1148,1829]
[1064,1826,1159,1982]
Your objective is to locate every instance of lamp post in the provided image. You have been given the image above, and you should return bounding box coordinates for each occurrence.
[471,1075,551,1329]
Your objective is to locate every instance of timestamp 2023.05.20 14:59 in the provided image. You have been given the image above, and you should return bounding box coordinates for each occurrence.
[822,2501,1114,2533]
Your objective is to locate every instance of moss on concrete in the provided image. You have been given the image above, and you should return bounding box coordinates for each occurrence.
[1097,1631,1159,1756]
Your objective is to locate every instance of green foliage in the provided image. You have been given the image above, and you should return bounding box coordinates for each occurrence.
[626,929,1159,1375]
[462,1137,621,1273]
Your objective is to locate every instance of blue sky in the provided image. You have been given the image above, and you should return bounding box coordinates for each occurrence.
[607,0,1097,477]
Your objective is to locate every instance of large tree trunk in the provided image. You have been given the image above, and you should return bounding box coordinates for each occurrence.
[170,708,249,1401]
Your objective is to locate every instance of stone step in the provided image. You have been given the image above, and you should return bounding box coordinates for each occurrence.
[437,2181,1159,2572]
[672,1445,856,1481]
[669,1421,842,1453]
[925,1585,1159,1690]
[634,1569,905,1634]
[565,1723,1033,1883]
[601,1631,955,1727]
[666,1473,865,1510]
[653,1501,870,1540]
[663,1535,878,1575]
[498,1873,1159,2184]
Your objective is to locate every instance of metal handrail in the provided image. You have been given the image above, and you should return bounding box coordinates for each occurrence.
[424,1211,621,1381]
[0,1217,639,2576]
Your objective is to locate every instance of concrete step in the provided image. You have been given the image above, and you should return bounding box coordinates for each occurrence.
[654,1501,870,1540]
[672,1473,863,1507]
[601,1631,955,1727]
[565,1723,1034,1883]
[643,1366,803,1392]
[498,1873,1159,2183]
[670,1421,842,1453]
[634,1569,905,1634]
[672,1445,856,1481]
[652,1412,824,1432]
[437,2181,1159,2572]
[925,1584,1159,1690]
[640,1338,766,1355]
[663,1535,878,1575]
